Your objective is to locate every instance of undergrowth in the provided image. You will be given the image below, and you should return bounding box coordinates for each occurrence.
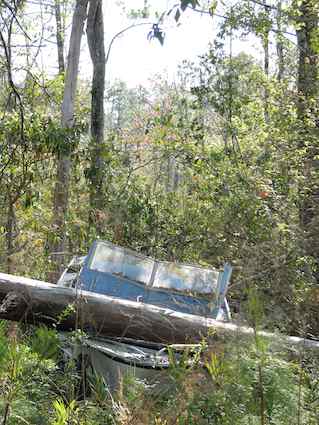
[0,321,318,425]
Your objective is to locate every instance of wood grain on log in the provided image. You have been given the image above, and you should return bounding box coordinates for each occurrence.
[0,272,319,351]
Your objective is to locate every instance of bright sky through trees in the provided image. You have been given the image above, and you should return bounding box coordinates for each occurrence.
[13,0,294,89]
[21,0,273,88]
[101,0,261,87]
[104,0,217,86]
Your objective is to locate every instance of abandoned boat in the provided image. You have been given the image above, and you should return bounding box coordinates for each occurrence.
[56,240,232,387]
[1,240,318,388]
[57,240,232,321]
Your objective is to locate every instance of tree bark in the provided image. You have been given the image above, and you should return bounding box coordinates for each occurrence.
[276,0,284,81]
[296,1,319,119]
[262,0,270,123]
[5,188,15,274]
[1,272,319,350]
[87,0,106,222]
[296,0,319,279]
[49,0,88,281]
[54,0,65,74]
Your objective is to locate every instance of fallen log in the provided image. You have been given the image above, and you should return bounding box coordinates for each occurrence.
[0,272,319,351]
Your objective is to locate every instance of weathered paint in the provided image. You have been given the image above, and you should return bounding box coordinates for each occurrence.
[78,240,232,320]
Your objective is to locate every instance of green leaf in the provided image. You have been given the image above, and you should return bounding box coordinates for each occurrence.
[175,8,181,22]
[209,0,218,16]
[147,24,165,46]
[180,0,189,11]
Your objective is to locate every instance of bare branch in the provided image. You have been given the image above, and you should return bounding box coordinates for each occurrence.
[106,22,153,65]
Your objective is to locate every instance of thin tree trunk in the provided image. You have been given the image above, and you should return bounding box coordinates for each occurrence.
[262,0,270,123]
[87,0,106,225]
[5,188,15,275]
[296,1,318,120]
[49,0,88,281]
[4,190,18,339]
[2,402,10,425]
[296,0,319,280]
[54,0,65,74]
[263,35,269,78]
[276,0,284,81]
[258,362,266,425]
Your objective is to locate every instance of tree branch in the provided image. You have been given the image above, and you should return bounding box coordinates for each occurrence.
[106,22,153,65]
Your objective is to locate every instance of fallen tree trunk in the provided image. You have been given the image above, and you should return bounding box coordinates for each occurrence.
[0,272,319,351]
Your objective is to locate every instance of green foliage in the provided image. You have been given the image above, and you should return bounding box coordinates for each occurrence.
[195,346,302,425]
[103,340,318,425]
[57,304,76,325]
[51,399,79,425]
[0,1,319,423]
[88,370,109,406]
[30,326,60,361]
[0,329,56,424]
[0,321,9,363]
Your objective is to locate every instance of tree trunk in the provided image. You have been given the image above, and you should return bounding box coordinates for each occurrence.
[1,272,319,350]
[5,188,15,274]
[87,0,106,224]
[276,0,284,81]
[296,1,319,119]
[49,0,88,281]
[54,0,65,74]
[262,0,270,123]
[296,0,319,280]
